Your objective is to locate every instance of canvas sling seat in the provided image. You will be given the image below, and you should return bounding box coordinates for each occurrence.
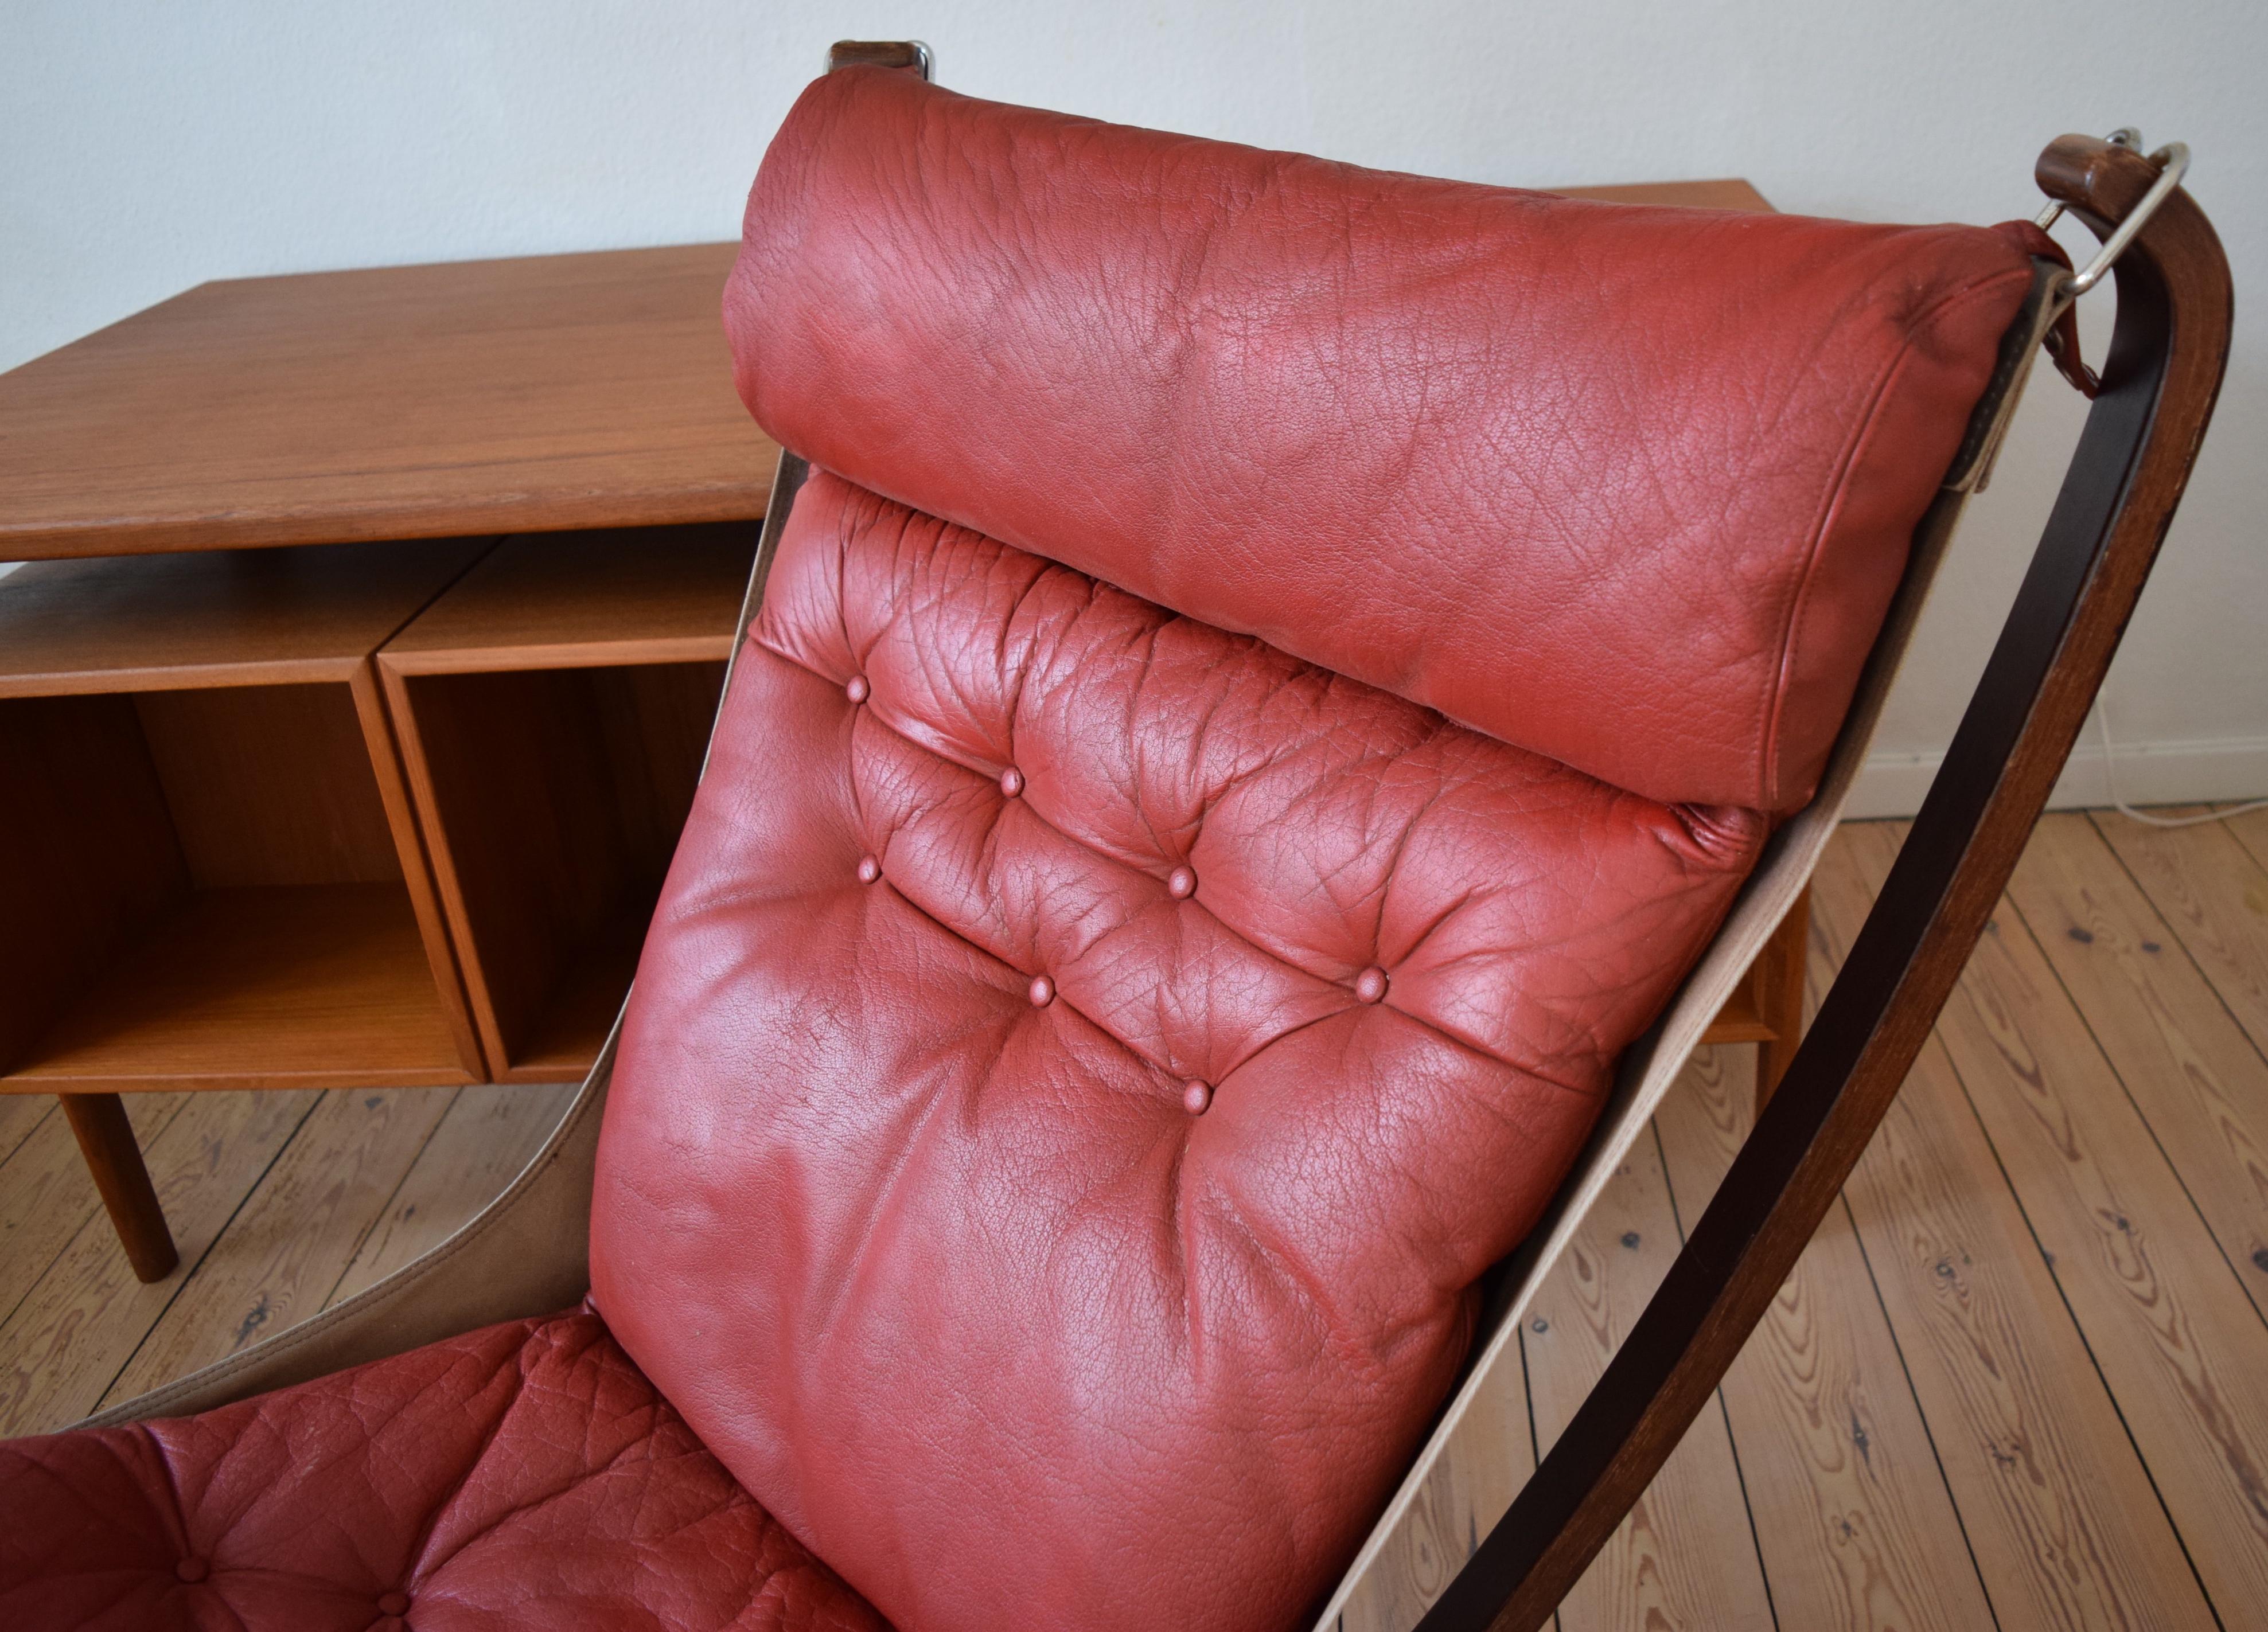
[0,50,2229,1632]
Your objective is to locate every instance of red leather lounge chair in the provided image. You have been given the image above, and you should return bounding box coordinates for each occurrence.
[0,43,2228,1632]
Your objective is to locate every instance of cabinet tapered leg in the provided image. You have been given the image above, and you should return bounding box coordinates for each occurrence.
[1753,884,1813,1113]
[60,1093,178,1283]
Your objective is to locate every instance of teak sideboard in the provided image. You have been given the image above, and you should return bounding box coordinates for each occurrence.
[0,183,1809,1286]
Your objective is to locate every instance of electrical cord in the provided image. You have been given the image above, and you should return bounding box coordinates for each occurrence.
[2091,689,2268,829]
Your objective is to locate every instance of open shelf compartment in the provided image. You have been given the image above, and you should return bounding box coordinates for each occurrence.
[378,522,755,1081]
[0,542,492,1093]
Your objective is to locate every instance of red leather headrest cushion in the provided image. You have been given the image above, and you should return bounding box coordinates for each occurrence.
[726,67,2042,812]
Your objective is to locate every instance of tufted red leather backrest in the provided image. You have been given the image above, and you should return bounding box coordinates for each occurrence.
[591,67,2044,1632]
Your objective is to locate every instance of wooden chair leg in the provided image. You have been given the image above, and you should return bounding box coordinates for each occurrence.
[60,1093,178,1283]
[1753,883,1812,1113]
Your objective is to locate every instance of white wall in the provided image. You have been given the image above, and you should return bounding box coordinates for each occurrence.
[7,1,2263,813]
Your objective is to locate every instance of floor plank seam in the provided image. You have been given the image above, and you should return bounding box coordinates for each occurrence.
[317,1083,467,1311]
[0,1092,194,1337]
[88,1091,326,1415]
[1931,950,2234,1632]
[1833,1189,2007,1631]
[0,1099,56,1168]
[2000,874,2268,1335]
[1640,1110,1784,1630]
[2089,810,2268,1066]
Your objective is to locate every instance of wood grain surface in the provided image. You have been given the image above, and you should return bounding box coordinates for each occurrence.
[99,1086,458,1404]
[330,1080,576,1303]
[1339,1342,1536,1632]
[0,540,489,694]
[0,543,493,1095]
[135,684,405,888]
[2007,815,2268,1313]
[0,692,189,1077]
[1818,827,2214,1630]
[0,1096,177,1328]
[0,1098,55,1168]
[1652,1046,1994,1632]
[2223,809,2268,903]
[0,245,776,559]
[58,1095,178,1281]
[3,884,474,1094]
[0,1090,316,1432]
[2098,810,2268,1059]
[379,522,757,673]
[372,523,741,1080]
[1525,1131,1776,1630]
[1552,179,1774,212]
[1920,816,2268,1611]
[382,657,722,1080]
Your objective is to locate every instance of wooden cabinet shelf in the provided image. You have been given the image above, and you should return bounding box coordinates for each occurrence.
[8,883,466,1092]
[0,243,777,1276]
[0,542,491,1096]
[379,522,754,1080]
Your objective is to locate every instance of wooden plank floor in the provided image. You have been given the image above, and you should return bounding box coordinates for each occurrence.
[5,813,2266,1630]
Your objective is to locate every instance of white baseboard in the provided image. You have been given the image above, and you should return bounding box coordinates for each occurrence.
[1848,734,2268,821]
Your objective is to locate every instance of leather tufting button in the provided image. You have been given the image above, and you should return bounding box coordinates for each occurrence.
[1027,974,1054,1008]
[1354,966,1389,1004]
[845,674,870,704]
[856,854,882,885]
[1182,1080,1211,1115]
[377,1590,411,1616]
[174,1556,209,1584]
[1167,865,1196,900]
[999,766,1024,798]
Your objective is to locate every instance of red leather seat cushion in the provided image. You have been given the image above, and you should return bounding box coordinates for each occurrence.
[0,1311,884,1632]
[590,473,1767,1631]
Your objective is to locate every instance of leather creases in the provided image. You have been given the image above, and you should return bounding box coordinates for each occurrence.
[590,473,1766,1632]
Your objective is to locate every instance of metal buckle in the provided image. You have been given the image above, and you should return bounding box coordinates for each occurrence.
[2035,128,2192,296]
[825,40,936,81]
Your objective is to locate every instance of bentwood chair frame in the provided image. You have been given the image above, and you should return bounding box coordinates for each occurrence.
[1410,121,2233,1632]
[77,42,2232,1632]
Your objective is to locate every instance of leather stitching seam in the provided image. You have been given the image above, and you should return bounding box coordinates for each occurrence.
[1759,263,2037,809]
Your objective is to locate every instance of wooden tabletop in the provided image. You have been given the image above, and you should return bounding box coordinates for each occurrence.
[0,181,1762,563]
[0,243,775,560]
